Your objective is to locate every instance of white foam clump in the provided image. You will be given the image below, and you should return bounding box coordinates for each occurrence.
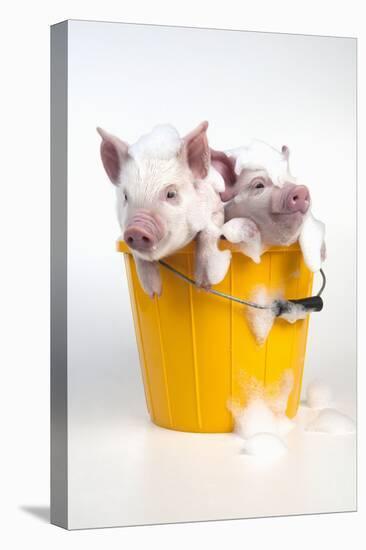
[280,302,308,324]
[306,408,355,435]
[235,398,278,439]
[242,433,287,459]
[246,286,308,345]
[276,414,296,436]
[299,211,326,272]
[129,124,182,162]
[228,140,290,186]
[231,370,295,459]
[269,369,295,415]
[246,287,276,345]
[235,398,296,439]
[306,380,332,409]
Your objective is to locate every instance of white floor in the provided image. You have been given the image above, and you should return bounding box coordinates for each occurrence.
[67,390,356,529]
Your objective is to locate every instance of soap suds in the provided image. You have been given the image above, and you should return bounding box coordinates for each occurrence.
[276,415,296,436]
[306,380,332,409]
[242,433,287,459]
[229,371,295,458]
[245,287,276,345]
[233,398,278,439]
[299,211,326,272]
[246,286,309,345]
[230,376,355,461]
[280,302,308,324]
[228,140,290,186]
[306,408,355,435]
[129,124,182,162]
[267,369,294,415]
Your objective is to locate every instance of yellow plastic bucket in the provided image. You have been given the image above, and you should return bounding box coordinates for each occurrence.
[118,241,313,433]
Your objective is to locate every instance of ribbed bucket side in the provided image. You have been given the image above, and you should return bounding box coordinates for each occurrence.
[122,245,313,432]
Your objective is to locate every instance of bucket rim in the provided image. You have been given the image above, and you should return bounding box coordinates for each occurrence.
[116,240,301,255]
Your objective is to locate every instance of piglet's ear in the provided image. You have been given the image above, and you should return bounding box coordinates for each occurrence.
[183,121,210,179]
[97,127,129,185]
[210,149,237,201]
[281,145,290,160]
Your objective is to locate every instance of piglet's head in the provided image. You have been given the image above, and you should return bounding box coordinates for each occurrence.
[224,168,311,247]
[97,122,211,261]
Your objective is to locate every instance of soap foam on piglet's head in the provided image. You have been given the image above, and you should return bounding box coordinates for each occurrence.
[97,122,231,296]
[227,140,292,192]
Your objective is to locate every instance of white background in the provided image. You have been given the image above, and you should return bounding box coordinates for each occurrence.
[66,20,356,529]
[0,0,365,548]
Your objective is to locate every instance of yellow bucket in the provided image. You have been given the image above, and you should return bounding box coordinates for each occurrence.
[118,241,313,433]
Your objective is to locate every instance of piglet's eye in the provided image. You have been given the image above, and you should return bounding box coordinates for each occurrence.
[124,192,128,202]
[252,178,266,189]
[162,185,179,203]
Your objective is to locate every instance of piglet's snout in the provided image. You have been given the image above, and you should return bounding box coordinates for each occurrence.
[272,184,310,215]
[124,210,164,252]
[286,185,310,214]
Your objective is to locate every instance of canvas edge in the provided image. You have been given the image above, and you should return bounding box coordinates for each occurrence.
[50,20,69,530]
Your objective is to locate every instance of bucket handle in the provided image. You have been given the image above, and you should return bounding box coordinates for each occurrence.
[158,260,325,317]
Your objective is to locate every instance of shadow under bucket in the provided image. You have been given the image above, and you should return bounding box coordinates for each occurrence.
[118,241,314,433]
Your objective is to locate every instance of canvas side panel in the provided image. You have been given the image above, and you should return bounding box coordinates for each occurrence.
[50,20,68,530]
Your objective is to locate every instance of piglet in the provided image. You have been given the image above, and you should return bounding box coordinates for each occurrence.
[213,143,326,271]
[97,122,231,296]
